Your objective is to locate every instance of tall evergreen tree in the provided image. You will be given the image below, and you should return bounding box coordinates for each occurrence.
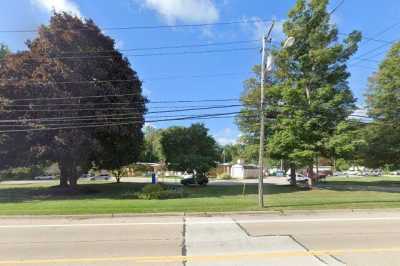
[237,0,361,184]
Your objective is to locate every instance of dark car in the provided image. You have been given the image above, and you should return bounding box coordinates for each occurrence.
[180,174,209,186]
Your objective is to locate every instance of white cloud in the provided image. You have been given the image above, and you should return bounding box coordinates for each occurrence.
[214,127,239,145]
[141,0,219,24]
[142,87,152,97]
[31,0,82,17]
[115,39,125,49]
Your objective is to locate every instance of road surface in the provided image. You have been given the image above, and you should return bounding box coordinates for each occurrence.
[1,210,400,265]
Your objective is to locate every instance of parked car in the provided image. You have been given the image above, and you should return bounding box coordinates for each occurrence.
[344,170,362,176]
[80,173,94,179]
[180,174,209,186]
[316,170,332,180]
[34,175,55,180]
[333,171,344,176]
[369,170,382,177]
[90,174,113,181]
[275,170,285,177]
[287,173,309,183]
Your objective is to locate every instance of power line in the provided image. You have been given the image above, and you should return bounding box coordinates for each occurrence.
[27,40,260,56]
[351,41,394,62]
[337,33,394,45]
[329,0,345,15]
[0,18,272,33]
[0,111,246,125]
[0,104,242,113]
[0,47,258,62]
[347,21,400,65]
[0,111,246,126]
[4,102,240,109]
[6,94,240,103]
[359,21,400,47]
[0,112,248,133]
[0,72,252,86]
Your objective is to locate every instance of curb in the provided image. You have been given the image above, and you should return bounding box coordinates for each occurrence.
[1,208,400,220]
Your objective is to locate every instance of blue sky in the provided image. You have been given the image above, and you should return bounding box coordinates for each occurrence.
[0,0,399,144]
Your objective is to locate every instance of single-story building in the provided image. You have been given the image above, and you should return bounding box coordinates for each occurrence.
[230,160,260,179]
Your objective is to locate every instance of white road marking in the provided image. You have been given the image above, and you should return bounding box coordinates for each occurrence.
[1,216,400,229]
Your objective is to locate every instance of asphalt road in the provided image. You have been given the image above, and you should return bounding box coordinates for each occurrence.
[1,210,400,265]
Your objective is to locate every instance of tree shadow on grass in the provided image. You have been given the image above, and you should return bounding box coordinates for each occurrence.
[316,181,400,193]
[0,182,304,203]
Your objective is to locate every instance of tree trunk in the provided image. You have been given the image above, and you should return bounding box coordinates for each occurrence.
[116,176,121,183]
[68,164,78,189]
[307,164,314,189]
[59,161,69,188]
[332,156,336,175]
[290,164,296,186]
[59,159,79,189]
[315,155,319,183]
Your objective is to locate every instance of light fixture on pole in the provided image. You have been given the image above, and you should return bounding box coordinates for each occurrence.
[283,36,296,49]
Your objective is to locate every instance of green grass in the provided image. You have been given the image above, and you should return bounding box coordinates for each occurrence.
[324,175,400,187]
[1,181,400,215]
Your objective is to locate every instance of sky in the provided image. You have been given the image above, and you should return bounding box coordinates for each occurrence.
[0,0,399,145]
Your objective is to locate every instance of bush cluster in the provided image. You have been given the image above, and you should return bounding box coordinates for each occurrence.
[217,173,232,180]
[136,184,184,200]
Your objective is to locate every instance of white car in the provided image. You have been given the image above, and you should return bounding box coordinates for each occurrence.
[344,170,362,176]
[80,173,94,179]
[34,175,55,180]
[90,174,113,181]
[287,173,309,182]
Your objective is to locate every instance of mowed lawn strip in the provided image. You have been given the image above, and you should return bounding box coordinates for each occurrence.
[324,175,400,187]
[0,180,400,215]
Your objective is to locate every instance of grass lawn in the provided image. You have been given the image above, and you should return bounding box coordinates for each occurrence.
[1,181,400,215]
[324,175,400,187]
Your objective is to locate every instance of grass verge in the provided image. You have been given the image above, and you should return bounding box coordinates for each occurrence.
[1,180,400,215]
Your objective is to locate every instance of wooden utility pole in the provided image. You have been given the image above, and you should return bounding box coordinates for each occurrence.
[258,21,275,208]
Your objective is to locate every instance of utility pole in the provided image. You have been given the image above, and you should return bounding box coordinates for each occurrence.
[258,21,274,208]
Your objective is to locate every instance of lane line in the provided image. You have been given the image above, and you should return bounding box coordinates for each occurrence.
[2,247,400,264]
[2,216,400,228]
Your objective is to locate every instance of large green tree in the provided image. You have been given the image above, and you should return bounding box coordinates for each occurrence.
[0,13,146,187]
[160,124,219,177]
[326,120,366,172]
[238,0,361,184]
[140,125,164,163]
[363,42,400,168]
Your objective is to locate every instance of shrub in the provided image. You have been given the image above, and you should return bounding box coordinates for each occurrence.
[0,166,47,181]
[136,184,184,200]
[218,173,232,180]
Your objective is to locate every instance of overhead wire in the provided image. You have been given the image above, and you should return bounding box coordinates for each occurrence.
[0,112,254,133]
[0,104,243,113]
[0,18,272,33]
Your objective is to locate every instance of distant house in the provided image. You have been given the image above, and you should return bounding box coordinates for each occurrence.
[216,163,233,176]
[230,160,260,179]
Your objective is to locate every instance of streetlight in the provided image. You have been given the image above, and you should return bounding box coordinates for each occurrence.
[283,36,296,49]
[258,35,295,208]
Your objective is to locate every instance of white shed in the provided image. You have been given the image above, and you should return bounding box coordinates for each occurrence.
[230,160,260,179]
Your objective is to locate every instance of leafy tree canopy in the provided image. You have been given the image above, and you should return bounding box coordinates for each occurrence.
[160,124,219,176]
[140,125,164,163]
[0,13,146,187]
[237,0,362,174]
[363,41,400,169]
